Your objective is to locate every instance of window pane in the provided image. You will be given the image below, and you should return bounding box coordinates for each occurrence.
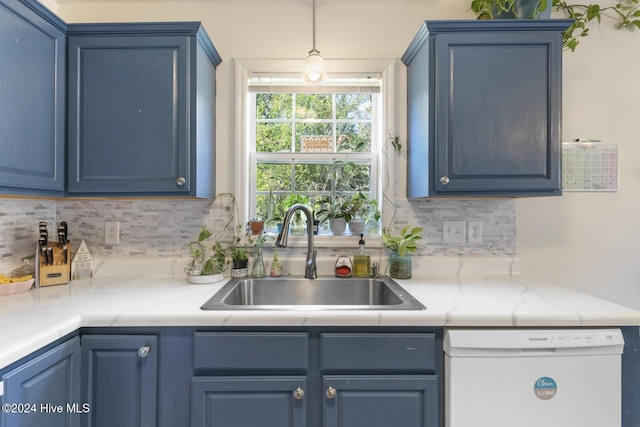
[257,163,291,191]
[335,164,371,192]
[336,94,372,120]
[294,164,333,192]
[256,122,292,152]
[256,93,292,119]
[336,123,371,152]
[296,123,332,152]
[256,193,287,224]
[296,94,332,119]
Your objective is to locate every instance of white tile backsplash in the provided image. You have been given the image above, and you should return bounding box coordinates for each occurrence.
[0,197,516,270]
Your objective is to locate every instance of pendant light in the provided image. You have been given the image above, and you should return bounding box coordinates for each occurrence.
[302,0,328,83]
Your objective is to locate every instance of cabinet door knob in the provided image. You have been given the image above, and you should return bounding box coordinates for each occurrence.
[293,387,304,400]
[138,346,150,358]
[176,177,186,185]
[325,386,337,399]
[440,176,450,185]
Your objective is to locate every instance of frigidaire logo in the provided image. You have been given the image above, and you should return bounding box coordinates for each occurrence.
[534,377,557,400]
[528,337,549,341]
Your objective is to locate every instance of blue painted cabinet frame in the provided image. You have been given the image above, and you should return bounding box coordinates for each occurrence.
[1,336,80,427]
[191,376,307,427]
[80,334,158,427]
[0,0,66,196]
[402,20,572,197]
[323,376,438,427]
[66,23,221,197]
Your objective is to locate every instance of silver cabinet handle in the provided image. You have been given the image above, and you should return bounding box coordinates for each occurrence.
[293,387,304,400]
[138,346,150,358]
[325,387,336,399]
[440,176,450,185]
[176,177,186,185]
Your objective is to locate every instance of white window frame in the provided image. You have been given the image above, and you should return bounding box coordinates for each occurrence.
[234,59,396,248]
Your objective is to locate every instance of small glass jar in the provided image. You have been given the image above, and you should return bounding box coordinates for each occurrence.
[388,251,412,279]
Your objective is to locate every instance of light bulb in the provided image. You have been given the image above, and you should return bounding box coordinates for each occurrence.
[303,49,327,83]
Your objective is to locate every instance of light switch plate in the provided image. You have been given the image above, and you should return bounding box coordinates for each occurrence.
[442,221,466,243]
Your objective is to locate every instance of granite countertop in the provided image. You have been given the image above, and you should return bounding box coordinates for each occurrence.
[1,256,640,369]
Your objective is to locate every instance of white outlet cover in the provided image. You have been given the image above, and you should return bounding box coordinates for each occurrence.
[104,221,120,244]
[467,220,483,244]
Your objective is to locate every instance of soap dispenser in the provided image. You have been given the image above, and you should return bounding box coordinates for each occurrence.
[353,234,371,278]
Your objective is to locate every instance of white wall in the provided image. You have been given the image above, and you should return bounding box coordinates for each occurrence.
[54,0,640,308]
[518,12,640,308]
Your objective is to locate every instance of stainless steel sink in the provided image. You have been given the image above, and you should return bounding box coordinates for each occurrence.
[201,276,425,310]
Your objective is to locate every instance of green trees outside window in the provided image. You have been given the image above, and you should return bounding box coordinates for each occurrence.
[253,92,377,234]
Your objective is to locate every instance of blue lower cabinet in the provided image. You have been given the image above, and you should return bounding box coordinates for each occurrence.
[80,335,158,427]
[323,376,438,427]
[191,376,307,427]
[1,337,80,427]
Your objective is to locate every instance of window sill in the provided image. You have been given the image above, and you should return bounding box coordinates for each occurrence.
[266,234,382,249]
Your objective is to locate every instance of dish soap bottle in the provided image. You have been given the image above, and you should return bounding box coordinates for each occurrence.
[353,234,371,278]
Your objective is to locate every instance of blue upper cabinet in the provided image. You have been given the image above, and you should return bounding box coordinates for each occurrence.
[67,23,221,197]
[402,20,572,197]
[0,0,66,196]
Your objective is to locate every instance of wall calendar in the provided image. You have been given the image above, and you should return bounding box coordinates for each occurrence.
[562,141,619,192]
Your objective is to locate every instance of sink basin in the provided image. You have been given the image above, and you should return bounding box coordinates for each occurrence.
[201,276,425,310]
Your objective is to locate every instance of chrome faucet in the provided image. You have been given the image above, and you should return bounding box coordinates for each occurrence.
[275,203,317,279]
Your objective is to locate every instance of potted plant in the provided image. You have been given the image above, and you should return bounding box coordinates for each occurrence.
[346,192,370,236]
[382,225,424,279]
[230,232,249,277]
[471,0,640,51]
[315,195,351,236]
[186,227,228,284]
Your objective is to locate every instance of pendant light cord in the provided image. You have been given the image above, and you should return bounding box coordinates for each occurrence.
[312,0,317,52]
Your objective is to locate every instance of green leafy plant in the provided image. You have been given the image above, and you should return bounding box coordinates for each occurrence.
[554,0,640,51]
[471,0,551,19]
[315,195,352,223]
[187,227,228,275]
[382,226,424,257]
[185,193,241,276]
[470,0,640,51]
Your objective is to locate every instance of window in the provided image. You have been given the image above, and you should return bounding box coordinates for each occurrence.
[236,59,395,245]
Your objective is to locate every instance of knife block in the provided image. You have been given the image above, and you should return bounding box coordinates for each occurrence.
[37,242,71,287]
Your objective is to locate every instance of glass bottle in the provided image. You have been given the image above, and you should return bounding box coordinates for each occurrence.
[251,241,266,278]
[353,234,371,278]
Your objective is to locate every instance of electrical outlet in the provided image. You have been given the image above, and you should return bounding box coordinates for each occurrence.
[104,221,119,244]
[442,220,466,243]
[467,220,483,244]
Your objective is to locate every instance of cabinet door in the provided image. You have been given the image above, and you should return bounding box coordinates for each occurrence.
[1,337,80,427]
[0,0,65,195]
[323,376,438,427]
[191,376,306,427]
[433,31,561,194]
[67,35,190,195]
[80,335,157,427]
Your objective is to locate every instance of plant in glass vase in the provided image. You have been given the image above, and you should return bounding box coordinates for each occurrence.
[186,227,228,284]
[382,225,424,279]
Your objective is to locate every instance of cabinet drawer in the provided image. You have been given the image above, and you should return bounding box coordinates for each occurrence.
[194,332,308,371]
[321,333,435,372]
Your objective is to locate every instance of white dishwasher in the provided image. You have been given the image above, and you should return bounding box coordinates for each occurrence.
[444,328,624,427]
